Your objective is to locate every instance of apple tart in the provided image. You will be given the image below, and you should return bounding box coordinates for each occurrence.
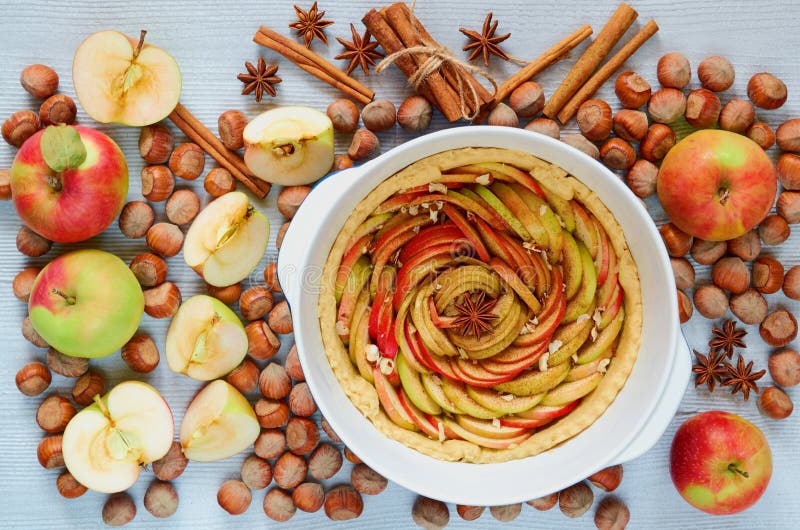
[319,148,642,463]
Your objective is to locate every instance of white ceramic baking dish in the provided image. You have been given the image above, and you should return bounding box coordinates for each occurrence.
[278,126,691,506]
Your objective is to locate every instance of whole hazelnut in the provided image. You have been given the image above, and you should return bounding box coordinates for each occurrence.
[613,109,648,142]
[226,358,260,394]
[246,321,281,360]
[102,492,136,526]
[768,349,800,387]
[526,493,558,511]
[218,110,248,150]
[647,88,686,124]
[293,482,325,513]
[146,222,184,258]
[747,72,787,109]
[37,435,64,469]
[72,370,105,406]
[143,281,182,319]
[677,289,693,323]
[777,153,800,191]
[684,88,721,129]
[640,124,676,162]
[348,128,380,161]
[36,395,76,433]
[625,159,658,198]
[693,284,729,319]
[217,479,251,515]
[327,99,360,133]
[309,443,342,480]
[121,334,160,373]
[615,71,652,108]
[263,488,297,522]
[17,225,51,257]
[712,256,750,293]
[659,223,692,257]
[361,99,396,131]
[57,470,86,499]
[264,263,282,293]
[138,123,174,164]
[657,52,691,88]
[746,122,776,150]
[285,345,304,381]
[351,463,388,496]
[411,496,448,528]
[587,465,624,492]
[207,282,241,305]
[269,300,293,334]
[240,286,274,321]
[758,214,791,246]
[577,99,612,141]
[783,265,800,300]
[3,110,40,148]
[277,186,311,219]
[729,289,768,325]
[129,253,168,288]
[39,94,77,126]
[151,441,188,481]
[719,99,755,134]
[671,257,695,291]
[165,189,201,226]
[204,168,236,197]
[752,256,785,294]
[777,191,800,223]
[333,153,354,171]
[562,134,600,159]
[144,480,179,518]
[15,362,51,396]
[760,309,798,347]
[255,429,287,459]
[46,347,88,377]
[487,102,519,127]
[726,230,760,261]
[12,267,40,302]
[594,496,630,530]
[777,119,800,153]
[690,238,726,265]
[524,117,560,139]
[273,452,308,489]
[0,168,11,200]
[397,95,433,132]
[24,317,49,348]
[559,481,594,518]
[288,382,317,417]
[757,386,793,420]
[118,200,155,239]
[241,454,272,490]
[20,64,59,98]
[698,56,735,92]
[600,138,636,170]
[169,143,205,180]
[490,503,522,522]
[286,416,320,455]
[141,165,175,202]
[509,81,545,117]
[456,505,486,520]
[276,221,290,250]
[259,362,291,399]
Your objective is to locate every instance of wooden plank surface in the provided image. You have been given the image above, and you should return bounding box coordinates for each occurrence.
[1,0,799,527]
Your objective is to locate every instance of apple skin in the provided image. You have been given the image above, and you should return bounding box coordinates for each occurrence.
[670,410,772,515]
[10,126,128,243]
[657,130,777,241]
[29,249,144,358]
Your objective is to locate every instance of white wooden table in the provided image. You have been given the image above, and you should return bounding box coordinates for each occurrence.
[1,1,799,528]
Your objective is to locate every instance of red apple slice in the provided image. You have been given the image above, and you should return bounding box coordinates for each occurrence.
[397,389,441,438]
[403,181,467,193]
[489,257,542,313]
[345,212,392,253]
[455,415,530,439]
[398,223,464,265]
[457,162,547,198]
[336,234,372,302]
[373,364,417,431]
[393,245,454,310]
[450,188,513,230]
[442,204,491,261]
[494,230,540,292]
[451,358,519,387]
[491,181,550,248]
[474,217,516,264]
[516,399,581,420]
[571,201,600,258]
[369,267,396,340]
[442,418,531,449]
[500,415,551,429]
[594,221,611,286]
[373,191,427,215]
[540,373,603,407]
[508,183,565,260]
[370,215,433,295]
[336,256,371,342]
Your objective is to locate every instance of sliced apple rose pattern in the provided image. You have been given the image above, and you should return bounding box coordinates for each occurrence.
[320,148,643,463]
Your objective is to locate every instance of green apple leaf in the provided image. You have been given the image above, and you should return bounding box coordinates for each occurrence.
[40,125,87,172]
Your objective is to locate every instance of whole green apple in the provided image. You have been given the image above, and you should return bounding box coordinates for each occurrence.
[29,249,144,358]
[10,124,128,243]
[657,129,776,241]
[670,410,772,515]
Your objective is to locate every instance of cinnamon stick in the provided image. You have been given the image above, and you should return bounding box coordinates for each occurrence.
[168,103,270,198]
[542,3,638,119]
[557,20,659,123]
[253,27,374,105]
[363,8,462,121]
[494,24,593,106]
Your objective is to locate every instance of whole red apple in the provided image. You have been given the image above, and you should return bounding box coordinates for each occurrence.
[10,124,128,243]
[670,410,772,515]
[657,129,776,241]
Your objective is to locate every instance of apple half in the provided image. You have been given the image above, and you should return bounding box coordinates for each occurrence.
[166,295,248,381]
[183,191,270,287]
[180,379,260,462]
[62,381,173,493]
[243,106,334,185]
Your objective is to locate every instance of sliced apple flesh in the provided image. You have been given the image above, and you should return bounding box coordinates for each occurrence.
[180,380,260,462]
[166,295,248,381]
[183,191,270,287]
[63,381,174,493]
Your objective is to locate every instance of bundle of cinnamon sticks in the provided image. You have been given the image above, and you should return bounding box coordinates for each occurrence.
[363,3,493,122]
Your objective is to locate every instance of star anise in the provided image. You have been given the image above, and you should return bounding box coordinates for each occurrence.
[289,2,334,48]
[722,354,765,400]
[237,58,281,102]
[451,291,498,339]
[709,319,747,358]
[335,23,384,76]
[692,349,728,392]
[459,12,511,66]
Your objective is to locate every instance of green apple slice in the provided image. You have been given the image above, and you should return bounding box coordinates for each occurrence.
[166,295,248,381]
[509,183,565,259]
[466,386,544,414]
[397,352,441,415]
[474,184,532,241]
[577,308,625,364]
[441,378,500,419]
[493,360,571,396]
[540,373,603,407]
[180,380,259,462]
[562,232,583,300]
[536,179,576,232]
[183,191,270,287]
[373,364,417,431]
[455,415,530,440]
[420,373,460,414]
[63,381,173,493]
[562,243,597,323]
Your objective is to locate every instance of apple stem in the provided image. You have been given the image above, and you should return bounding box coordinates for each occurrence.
[51,288,76,305]
[133,29,147,60]
[728,462,749,478]
[719,188,730,206]
[45,174,62,192]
